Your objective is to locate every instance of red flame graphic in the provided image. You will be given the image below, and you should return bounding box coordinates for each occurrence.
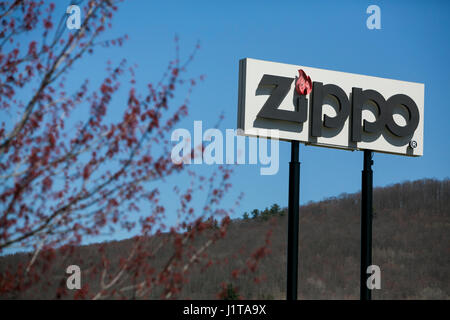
[295,69,312,96]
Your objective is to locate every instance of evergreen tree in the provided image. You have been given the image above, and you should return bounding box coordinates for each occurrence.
[220,283,241,300]
[251,209,259,219]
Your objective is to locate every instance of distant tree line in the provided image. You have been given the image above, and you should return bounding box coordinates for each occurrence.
[242,204,285,221]
[1,178,448,299]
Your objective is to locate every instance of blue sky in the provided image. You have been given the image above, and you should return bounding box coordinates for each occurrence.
[18,0,450,244]
[109,0,450,212]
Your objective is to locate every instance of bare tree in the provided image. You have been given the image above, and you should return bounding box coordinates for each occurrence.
[0,0,242,299]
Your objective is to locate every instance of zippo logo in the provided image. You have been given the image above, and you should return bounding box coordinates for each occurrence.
[256,70,420,145]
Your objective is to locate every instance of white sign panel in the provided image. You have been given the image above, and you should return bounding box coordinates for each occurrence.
[238,58,424,156]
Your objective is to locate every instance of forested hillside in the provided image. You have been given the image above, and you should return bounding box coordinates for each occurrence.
[1,178,449,299]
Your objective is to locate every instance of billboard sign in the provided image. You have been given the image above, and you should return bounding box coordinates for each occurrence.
[237,58,424,156]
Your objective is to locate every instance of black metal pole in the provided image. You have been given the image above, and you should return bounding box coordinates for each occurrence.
[287,140,300,300]
[360,150,373,300]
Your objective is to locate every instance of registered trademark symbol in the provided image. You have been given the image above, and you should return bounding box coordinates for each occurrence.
[409,140,417,148]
